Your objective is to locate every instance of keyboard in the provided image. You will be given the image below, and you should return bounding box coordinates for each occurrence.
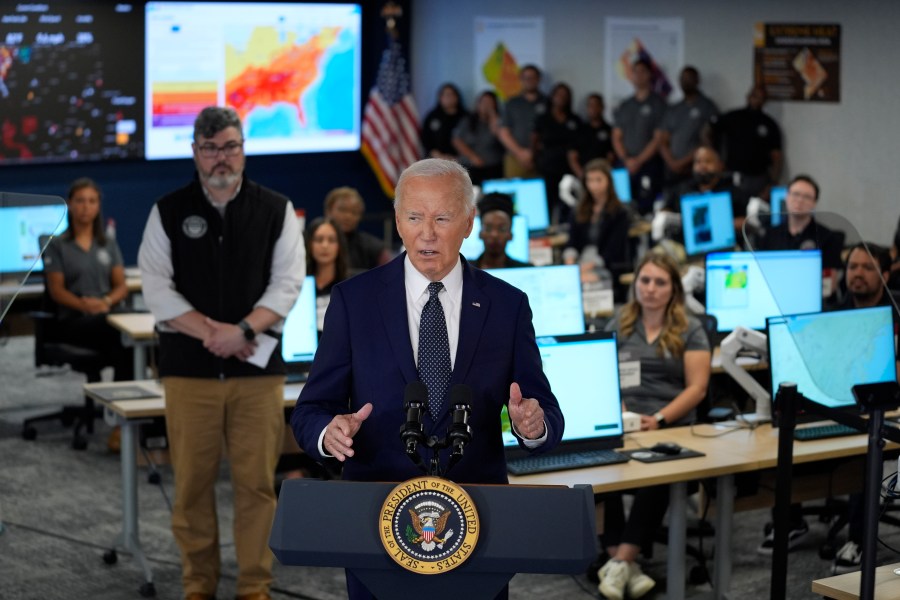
[793,423,860,441]
[507,449,629,475]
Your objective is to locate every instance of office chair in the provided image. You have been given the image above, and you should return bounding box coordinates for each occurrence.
[23,293,105,450]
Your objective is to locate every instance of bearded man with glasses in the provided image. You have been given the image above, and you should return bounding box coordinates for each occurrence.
[138,106,305,600]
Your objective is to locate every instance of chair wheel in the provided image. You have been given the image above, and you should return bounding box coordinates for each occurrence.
[139,582,156,597]
[102,550,118,565]
[22,427,37,441]
[147,472,161,485]
[689,564,710,585]
[72,437,88,451]
[819,542,837,560]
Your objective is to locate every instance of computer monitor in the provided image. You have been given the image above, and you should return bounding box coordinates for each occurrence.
[501,332,623,451]
[281,275,318,378]
[487,265,585,337]
[0,204,68,275]
[680,190,736,256]
[767,306,897,409]
[480,178,550,232]
[612,167,632,203]
[460,215,529,264]
[769,186,787,227]
[705,250,822,332]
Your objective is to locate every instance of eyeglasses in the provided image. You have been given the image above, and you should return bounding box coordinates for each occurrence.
[196,141,244,158]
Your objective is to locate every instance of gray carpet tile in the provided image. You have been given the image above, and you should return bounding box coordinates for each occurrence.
[3,334,900,599]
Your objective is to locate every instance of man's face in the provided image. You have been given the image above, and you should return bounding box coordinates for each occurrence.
[846,248,886,299]
[680,69,699,95]
[192,126,244,190]
[327,196,363,233]
[395,174,474,282]
[786,180,817,216]
[632,63,652,90]
[479,210,513,257]
[747,85,766,110]
[519,68,540,94]
[586,96,604,121]
[692,147,722,176]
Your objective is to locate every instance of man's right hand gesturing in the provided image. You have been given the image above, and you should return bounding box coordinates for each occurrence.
[323,403,373,461]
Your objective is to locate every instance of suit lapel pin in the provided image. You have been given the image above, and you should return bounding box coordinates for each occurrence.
[471,302,481,308]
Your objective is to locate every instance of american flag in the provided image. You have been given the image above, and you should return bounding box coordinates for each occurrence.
[361,33,421,198]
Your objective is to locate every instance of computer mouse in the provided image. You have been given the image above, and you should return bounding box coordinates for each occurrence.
[649,442,682,456]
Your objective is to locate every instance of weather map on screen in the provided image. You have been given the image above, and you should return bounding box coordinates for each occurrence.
[145,2,361,159]
[0,2,144,165]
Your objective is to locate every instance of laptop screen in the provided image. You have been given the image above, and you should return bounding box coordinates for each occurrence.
[767,306,896,409]
[612,167,632,203]
[769,186,787,227]
[481,178,550,232]
[680,191,736,256]
[502,332,623,452]
[461,215,529,264]
[0,205,69,274]
[705,250,822,332]
[281,275,318,369]
[487,265,585,337]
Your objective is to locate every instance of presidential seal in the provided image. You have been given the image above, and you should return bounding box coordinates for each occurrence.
[378,476,479,574]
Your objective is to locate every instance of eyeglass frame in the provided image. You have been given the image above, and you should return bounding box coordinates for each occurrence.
[195,140,245,158]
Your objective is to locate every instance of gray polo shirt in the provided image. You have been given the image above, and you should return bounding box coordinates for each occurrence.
[613,93,667,156]
[605,313,709,422]
[662,93,719,160]
[501,93,546,148]
[43,235,123,318]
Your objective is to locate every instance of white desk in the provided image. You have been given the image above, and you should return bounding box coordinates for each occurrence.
[84,380,304,592]
[106,313,156,379]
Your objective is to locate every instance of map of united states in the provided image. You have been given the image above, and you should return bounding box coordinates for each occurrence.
[225,26,340,127]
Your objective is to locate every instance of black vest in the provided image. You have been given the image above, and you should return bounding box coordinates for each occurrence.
[156,177,289,378]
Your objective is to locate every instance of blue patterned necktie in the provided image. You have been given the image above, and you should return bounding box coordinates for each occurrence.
[418,281,452,419]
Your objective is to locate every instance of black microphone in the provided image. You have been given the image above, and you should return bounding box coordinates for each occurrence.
[448,384,473,461]
[400,381,428,462]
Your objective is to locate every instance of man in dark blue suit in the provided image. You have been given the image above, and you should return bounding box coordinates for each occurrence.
[291,158,563,486]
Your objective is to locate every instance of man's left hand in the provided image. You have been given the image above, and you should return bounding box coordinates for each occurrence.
[204,318,255,359]
[508,382,545,440]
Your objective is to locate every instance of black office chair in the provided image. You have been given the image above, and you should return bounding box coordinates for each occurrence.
[23,293,105,450]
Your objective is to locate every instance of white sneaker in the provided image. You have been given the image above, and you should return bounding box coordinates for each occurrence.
[627,562,656,598]
[598,559,630,600]
[831,541,862,574]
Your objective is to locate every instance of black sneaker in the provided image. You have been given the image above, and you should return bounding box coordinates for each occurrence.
[831,541,862,574]
[756,520,809,555]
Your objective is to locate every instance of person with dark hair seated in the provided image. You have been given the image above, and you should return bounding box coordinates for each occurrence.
[42,177,134,380]
[323,186,390,273]
[471,192,531,269]
[562,158,631,291]
[305,216,350,332]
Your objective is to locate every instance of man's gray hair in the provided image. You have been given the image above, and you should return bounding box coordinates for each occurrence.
[394,158,475,212]
[193,106,243,141]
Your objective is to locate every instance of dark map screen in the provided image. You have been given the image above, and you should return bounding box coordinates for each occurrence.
[0,2,144,165]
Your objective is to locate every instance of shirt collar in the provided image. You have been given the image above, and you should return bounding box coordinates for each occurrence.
[404,254,463,299]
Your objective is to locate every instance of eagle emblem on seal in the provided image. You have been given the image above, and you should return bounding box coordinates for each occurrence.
[406,501,455,551]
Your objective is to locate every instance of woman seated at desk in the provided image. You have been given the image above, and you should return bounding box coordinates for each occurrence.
[305,216,349,332]
[562,159,631,301]
[597,252,711,600]
[43,177,133,380]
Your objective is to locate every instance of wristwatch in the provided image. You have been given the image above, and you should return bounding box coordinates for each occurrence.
[654,412,667,428]
[237,319,255,341]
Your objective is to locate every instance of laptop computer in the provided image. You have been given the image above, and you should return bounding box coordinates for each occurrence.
[680,190,736,257]
[282,275,319,383]
[766,306,897,430]
[504,331,629,475]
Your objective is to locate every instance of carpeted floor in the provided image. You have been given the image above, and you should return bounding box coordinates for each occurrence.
[2,334,899,600]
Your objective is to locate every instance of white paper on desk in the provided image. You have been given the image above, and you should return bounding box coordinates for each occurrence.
[247,332,278,369]
[619,360,641,389]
